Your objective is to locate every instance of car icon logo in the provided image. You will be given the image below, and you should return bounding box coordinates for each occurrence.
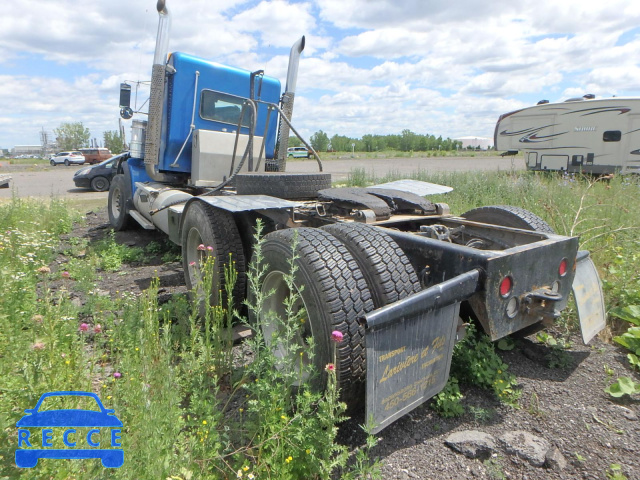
[15,391,123,468]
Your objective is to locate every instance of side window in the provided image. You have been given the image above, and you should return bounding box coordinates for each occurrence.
[200,90,250,127]
[571,155,584,166]
[603,130,621,142]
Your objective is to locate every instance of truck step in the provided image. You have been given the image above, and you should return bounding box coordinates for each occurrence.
[129,210,156,230]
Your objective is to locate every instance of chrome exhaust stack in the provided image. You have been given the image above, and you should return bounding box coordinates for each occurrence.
[144,0,181,183]
[275,36,305,171]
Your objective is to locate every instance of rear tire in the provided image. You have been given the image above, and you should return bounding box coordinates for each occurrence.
[235,173,332,199]
[251,228,374,403]
[461,205,554,233]
[181,201,246,311]
[91,176,110,192]
[321,223,421,308]
[108,175,133,231]
[64,159,70,166]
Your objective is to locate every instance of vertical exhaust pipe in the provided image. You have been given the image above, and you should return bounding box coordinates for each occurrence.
[275,36,305,171]
[144,0,181,182]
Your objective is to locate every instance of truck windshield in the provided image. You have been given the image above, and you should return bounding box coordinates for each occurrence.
[200,90,251,128]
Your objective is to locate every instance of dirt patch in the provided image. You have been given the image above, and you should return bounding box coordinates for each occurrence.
[56,208,640,480]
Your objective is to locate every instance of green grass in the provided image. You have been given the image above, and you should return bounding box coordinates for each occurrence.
[1,169,639,478]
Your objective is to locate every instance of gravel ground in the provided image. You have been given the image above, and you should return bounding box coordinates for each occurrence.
[51,209,640,480]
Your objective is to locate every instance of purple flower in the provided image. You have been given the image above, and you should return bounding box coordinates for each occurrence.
[61,271,70,279]
[79,323,89,332]
[113,372,122,379]
[331,330,343,343]
[93,324,102,334]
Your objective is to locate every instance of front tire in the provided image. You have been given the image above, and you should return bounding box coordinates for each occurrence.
[50,160,56,166]
[91,176,110,192]
[181,201,246,311]
[64,159,70,166]
[108,175,133,231]
[251,228,374,403]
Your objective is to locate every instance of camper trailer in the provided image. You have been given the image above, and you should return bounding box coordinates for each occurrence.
[495,96,640,174]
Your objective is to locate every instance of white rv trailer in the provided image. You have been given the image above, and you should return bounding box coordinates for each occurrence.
[495,96,640,174]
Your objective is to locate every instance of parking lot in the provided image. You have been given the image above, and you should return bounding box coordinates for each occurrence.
[0,155,523,201]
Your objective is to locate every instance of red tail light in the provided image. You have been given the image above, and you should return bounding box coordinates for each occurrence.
[559,258,568,277]
[499,276,513,297]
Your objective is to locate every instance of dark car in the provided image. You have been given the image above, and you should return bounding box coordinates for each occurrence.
[15,391,123,468]
[73,153,129,192]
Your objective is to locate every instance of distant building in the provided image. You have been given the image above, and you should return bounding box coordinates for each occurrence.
[11,145,43,156]
[455,136,492,150]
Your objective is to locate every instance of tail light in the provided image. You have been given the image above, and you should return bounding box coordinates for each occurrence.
[559,258,568,277]
[499,276,513,297]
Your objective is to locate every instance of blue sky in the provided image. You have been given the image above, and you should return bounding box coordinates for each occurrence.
[1,0,640,150]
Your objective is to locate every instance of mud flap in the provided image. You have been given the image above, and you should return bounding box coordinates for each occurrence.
[361,270,480,433]
[573,250,606,344]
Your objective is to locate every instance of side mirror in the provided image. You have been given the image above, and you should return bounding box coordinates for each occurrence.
[119,83,131,108]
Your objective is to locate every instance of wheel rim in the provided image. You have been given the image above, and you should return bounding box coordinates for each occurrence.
[185,226,209,290]
[260,270,312,383]
[110,185,122,219]
[94,178,107,190]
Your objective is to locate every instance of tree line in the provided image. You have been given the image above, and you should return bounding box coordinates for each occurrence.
[54,122,125,154]
[291,129,464,153]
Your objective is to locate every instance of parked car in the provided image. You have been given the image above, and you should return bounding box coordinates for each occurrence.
[79,148,112,165]
[73,153,128,191]
[49,151,85,166]
[287,146,312,158]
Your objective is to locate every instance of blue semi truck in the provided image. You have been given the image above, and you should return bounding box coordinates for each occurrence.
[110,1,606,432]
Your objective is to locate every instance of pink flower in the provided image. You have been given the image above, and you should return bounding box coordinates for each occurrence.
[331,330,344,343]
[189,261,196,266]
[113,372,122,378]
[325,363,335,372]
[61,271,70,279]
[197,244,206,251]
[79,323,89,332]
[93,324,102,334]
[206,246,214,252]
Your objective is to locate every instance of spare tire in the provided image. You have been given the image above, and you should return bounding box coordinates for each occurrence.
[235,173,332,199]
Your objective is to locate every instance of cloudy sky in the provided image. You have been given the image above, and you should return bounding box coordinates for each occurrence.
[2,0,640,150]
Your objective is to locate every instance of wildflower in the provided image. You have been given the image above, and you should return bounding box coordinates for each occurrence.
[189,261,196,266]
[248,474,254,480]
[325,363,335,372]
[65,360,70,365]
[79,323,89,332]
[36,266,50,274]
[61,271,70,279]
[113,372,122,379]
[331,330,343,343]
[306,449,311,454]
[243,466,249,472]
[281,415,287,421]
[93,324,102,334]
[61,353,66,358]
[31,314,44,324]
[497,369,502,374]
[202,420,207,425]
[206,246,214,252]
[197,244,206,251]
[239,408,244,413]
[31,342,45,351]
[107,396,112,400]
[237,469,243,478]
[285,456,292,464]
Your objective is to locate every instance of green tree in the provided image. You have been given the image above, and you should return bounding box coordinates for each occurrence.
[54,122,90,151]
[103,130,126,154]
[310,130,329,153]
[288,136,302,148]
